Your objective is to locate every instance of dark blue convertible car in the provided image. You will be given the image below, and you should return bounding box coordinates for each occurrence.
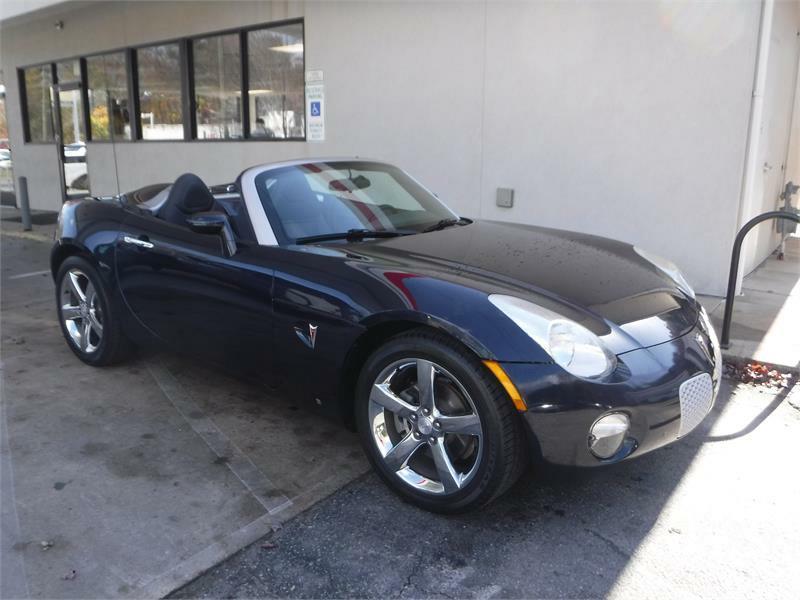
[52,159,721,512]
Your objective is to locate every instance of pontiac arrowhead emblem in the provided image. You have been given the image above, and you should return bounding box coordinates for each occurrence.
[294,323,318,349]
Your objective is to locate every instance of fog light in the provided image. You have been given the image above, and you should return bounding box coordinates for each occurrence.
[588,413,630,459]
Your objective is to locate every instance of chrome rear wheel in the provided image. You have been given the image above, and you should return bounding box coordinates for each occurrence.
[60,268,103,354]
[368,358,483,495]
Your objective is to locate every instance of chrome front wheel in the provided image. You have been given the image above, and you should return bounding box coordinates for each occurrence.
[368,358,483,495]
[60,268,103,354]
[357,331,528,512]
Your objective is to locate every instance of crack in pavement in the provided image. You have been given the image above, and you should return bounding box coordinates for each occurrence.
[394,550,427,599]
[584,527,631,559]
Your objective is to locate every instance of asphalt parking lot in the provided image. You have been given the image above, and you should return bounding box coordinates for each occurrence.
[2,208,800,599]
[174,375,800,599]
[1,212,367,598]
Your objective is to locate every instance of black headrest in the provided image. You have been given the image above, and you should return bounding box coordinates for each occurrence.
[171,173,215,214]
[158,173,215,225]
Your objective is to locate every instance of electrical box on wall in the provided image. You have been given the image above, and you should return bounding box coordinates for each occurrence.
[496,188,514,208]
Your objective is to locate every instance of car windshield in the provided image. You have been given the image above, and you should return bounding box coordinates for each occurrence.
[254,161,458,243]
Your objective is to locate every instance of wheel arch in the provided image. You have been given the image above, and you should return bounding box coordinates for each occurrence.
[50,242,96,280]
[336,313,494,428]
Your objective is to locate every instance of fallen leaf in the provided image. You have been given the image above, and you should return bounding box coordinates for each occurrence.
[725,361,792,388]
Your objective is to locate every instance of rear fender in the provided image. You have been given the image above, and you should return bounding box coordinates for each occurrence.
[52,198,124,286]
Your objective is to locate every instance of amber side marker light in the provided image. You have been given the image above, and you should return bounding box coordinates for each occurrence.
[483,360,527,411]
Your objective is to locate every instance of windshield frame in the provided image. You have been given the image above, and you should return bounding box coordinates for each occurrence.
[238,159,459,246]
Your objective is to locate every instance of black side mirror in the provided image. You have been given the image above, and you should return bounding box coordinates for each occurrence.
[187,211,225,234]
[186,211,237,256]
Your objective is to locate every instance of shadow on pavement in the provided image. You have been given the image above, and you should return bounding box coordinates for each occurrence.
[704,381,792,442]
[3,216,797,599]
[173,379,800,599]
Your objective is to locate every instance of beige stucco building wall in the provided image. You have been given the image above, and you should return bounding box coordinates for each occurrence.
[1,1,798,295]
[738,0,800,275]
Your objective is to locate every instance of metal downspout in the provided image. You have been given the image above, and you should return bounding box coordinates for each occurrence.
[733,0,774,295]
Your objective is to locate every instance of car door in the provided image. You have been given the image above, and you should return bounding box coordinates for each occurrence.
[115,205,276,377]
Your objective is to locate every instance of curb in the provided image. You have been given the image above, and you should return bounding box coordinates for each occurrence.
[721,352,799,375]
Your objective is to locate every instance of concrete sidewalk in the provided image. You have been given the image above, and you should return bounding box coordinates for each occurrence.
[0,208,367,598]
[700,235,800,371]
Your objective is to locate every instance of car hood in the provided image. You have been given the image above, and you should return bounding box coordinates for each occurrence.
[339,220,699,354]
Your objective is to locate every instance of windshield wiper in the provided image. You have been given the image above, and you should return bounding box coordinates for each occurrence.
[295,229,413,245]
[421,217,472,233]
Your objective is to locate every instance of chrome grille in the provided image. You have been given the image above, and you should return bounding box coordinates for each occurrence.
[678,373,714,438]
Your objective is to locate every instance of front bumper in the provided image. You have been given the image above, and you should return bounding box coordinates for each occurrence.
[502,320,722,467]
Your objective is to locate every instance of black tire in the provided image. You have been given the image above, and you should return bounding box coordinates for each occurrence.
[356,329,528,513]
[55,255,132,366]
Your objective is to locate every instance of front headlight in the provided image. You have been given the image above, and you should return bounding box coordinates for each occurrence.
[633,246,695,299]
[488,294,617,379]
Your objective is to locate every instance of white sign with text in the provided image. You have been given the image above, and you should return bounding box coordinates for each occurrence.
[306,79,325,142]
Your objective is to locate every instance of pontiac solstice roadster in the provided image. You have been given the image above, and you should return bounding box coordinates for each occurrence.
[52,159,721,512]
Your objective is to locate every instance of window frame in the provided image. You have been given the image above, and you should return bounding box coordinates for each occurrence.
[188,19,306,143]
[188,31,243,141]
[18,62,57,144]
[134,39,187,142]
[242,21,307,143]
[17,17,306,145]
[84,51,134,143]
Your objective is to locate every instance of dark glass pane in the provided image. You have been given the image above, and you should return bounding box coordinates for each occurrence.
[137,43,183,140]
[56,59,80,83]
[256,162,455,241]
[194,33,242,139]
[58,88,85,145]
[0,95,7,143]
[0,94,13,194]
[23,65,54,142]
[86,53,132,141]
[59,88,89,197]
[247,23,304,139]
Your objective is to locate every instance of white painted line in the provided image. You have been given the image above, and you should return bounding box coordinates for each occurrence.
[131,512,277,599]
[145,360,293,515]
[0,386,32,599]
[0,230,52,243]
[8,270,50,280]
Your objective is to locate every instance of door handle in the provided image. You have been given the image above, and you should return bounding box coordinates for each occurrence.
[123,235,154,249]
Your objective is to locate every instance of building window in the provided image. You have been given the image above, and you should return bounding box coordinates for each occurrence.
[193,33,242,140]
[137,43,183,140]
[21,19,305,145]
[86,53,132,141]
[56,59,80,84]
[247,22,305,140]
[22,65,54,143]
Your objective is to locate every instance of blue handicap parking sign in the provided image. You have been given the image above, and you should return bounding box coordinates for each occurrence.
[310,101,321,117]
